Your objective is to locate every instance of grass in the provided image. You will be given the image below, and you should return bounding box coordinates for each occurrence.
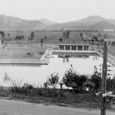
[0,87,102,109]
[0,42,56,64]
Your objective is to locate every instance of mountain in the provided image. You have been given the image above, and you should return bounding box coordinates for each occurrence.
[47,16,115,30]
[0,15,54,30]
[39,18,56,26]
[108,19,115,25]
[89,20,115,29]
[0,15,115,30]
[77,15,104,25]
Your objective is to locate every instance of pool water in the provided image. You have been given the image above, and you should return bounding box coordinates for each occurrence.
[0,55,114,87]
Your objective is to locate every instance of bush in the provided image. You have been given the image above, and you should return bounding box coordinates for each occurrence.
[91,73,101,91]
[63,68,79,88]
[48,73,59,88]
[63,68,87,92]
[83,80,95,91]
[106,77,115,91]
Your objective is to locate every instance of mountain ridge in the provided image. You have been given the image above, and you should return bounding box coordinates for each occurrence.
[0,15,115,30]
[47,16,115,30]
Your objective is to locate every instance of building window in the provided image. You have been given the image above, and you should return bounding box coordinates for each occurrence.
[59,45,64,50]
[84,46,89,50]
[78,46,83,50]
[65,45,70,50]
[71,45,76,50]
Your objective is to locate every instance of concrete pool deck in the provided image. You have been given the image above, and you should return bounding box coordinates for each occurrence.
[0,43,115,67]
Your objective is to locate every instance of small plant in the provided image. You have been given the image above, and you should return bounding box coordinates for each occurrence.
[48,73,59,88]
[3,73,24,93]
[43,81,49,89]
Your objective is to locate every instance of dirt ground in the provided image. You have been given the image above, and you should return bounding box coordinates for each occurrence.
[0,98,114,115]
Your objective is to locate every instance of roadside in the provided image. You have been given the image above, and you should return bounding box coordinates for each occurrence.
[0,97,114,115]
[0,90,114,111]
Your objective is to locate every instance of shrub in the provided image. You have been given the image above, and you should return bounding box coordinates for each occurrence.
[48,73,59,88]
[63,68,78,88]
[91,73,101,91]
[83,80,95,91]
[63,68,87,92]
[106,77,115,91]
[3,74,23,93]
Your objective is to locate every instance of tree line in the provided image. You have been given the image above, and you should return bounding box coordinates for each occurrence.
[45,66,115,94]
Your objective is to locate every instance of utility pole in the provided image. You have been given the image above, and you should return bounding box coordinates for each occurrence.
[101,41,108,115]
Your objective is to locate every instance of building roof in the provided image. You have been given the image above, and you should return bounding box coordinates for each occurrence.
[58,43,90,46]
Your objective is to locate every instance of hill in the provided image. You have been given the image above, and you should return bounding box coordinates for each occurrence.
[89,20,115,29]
[0,15,55,30]
[47,16,115,30]
[39,18,56,26]
[0,15,115,31]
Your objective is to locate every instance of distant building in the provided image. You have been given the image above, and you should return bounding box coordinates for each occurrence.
[58,43,90,51]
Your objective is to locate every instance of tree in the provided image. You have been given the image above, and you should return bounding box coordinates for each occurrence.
[63,68,87,92]
[77,75,87,92]
[44,36,47,43]
[63,30,70,39]
[30,31,35,40]
[91,35,98,45]
[106,77,112,91]
[106,77,115,91]
[7,33,10,41]
[0,31,5,38]
[59,38,63,43]
[40,38,44,47]
[43,81,49,89]
[0,31,5,44]
[48,73,59,88]
[91,72,102,91]
[80,33,83,38]
[63,68,78,88]
[22,83,34,90]
[79,32,83,40]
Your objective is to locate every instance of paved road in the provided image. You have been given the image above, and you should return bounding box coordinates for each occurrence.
[0,98,114,115]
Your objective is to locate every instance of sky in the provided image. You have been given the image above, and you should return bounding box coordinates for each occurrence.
[0,0,115,23]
